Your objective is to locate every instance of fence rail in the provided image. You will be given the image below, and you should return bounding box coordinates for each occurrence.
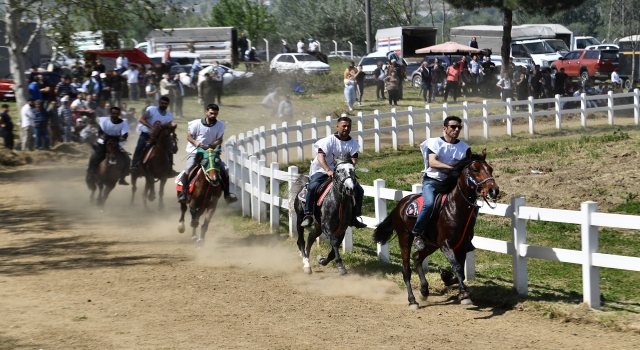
[223,91,640,310]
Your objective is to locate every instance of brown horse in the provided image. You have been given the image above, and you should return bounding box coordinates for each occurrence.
[86,136,127,208]
[372,149,499,310]
[177,147,223,247]
[130,123,178,210]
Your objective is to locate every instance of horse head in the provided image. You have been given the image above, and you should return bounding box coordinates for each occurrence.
[464,149,499,200]
[150,123,178,154]
[199,146,222,187]
[333,154,356,197]
[104,136,121,166]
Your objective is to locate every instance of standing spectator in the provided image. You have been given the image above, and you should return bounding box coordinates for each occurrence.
[160,73,176,100]
[541,69,554,107]
[431,59,442,102]
[554,68,568,96]
[343,61,356,79]
[278,94,293,119]
[106,68,126,108]
[611,69,622,90]
[190,57,203,86]
[444,62,461,103]
[33,100,50,150]
[71,77,82,92]
[373,62,386,101]
[245,47,258,72]
[354,65,366,106]
[87,94,99,111]
[238,33,249,61]
[212,61,225,105]
[94,59,106,74]
[82,71,103,99]
[344,73,357,111]
[282,43,291,53]
[468,37,479,49]
[116,51,129,74]
[0,104,14,150]
[47,100,62,146]
[261,88,280,117]
[297,38,305,53]
[198,73,216,109]
[99,72,110,103]
[496,72,514,101]
[20,99,35,151]
[163,45,176,66]
[516,72,529,110]
[469,55,482,95]
[417,61,432,103]
[145,78,160,106]
[308,38,318,53]
[172,74,185,118]
[383,70,400,106]
[29,77,44,101]
[529,65,542,99]
[122,65,140,102]
[54,76,75,104]
[37,75,52,107]
[58,96,73,142]
[481,57,496,96]
[390,59,406,99]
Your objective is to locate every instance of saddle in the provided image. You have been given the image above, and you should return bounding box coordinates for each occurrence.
[142,145,155,164]
[297,178,333,206]
[175,167,202,194]
[405,193,448,221]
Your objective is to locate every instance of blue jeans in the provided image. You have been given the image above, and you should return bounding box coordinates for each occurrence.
[34,126,50,150]
[190,68,201,84]
[411,175,441,235]
[344,84,356,109]
[131,132,150,167]
[421,82,432,102]
[63,125,72,142]
[304,172,364,217]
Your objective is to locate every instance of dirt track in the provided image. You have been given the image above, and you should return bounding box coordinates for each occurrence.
[0,165,638,349]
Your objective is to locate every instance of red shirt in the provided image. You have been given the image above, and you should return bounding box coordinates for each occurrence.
[446,66,460,82]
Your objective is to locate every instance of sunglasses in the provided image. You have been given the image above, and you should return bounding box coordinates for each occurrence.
[447,124,462,130]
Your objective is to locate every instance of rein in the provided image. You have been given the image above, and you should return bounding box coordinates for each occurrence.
[457,161,497,209]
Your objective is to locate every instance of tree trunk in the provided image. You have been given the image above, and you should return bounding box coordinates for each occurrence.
[5,1,29,109]
[501,8,513,74]
[441,0,446,43]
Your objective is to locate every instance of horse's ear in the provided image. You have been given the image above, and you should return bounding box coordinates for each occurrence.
[465,148,472,159]
[481,148,487,160]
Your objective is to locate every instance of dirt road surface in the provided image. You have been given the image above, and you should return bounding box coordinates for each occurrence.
[1,165,639,349]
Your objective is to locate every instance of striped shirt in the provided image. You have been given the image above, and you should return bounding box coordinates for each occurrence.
[55,82,74,98]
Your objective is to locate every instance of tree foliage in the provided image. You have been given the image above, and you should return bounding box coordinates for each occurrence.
[208,0,276,43]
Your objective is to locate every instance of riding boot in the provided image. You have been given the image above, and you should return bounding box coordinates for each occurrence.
[118,176,130,185]
[301,215,314,228]
[221,170,237,204]
[178,172,189,203]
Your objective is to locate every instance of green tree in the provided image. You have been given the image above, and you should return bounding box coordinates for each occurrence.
[208,0,276,43]
[445,0,587,72]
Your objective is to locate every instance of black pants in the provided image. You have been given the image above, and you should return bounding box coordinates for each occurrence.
[376,80,385,99]
[171,95,183,117]
[131,132,150,167]
[501,89,513,101]
[356,82,364,102]
[444,81,458,102]
[431,82,439,101]
[1,130,14,150]
[213,81,223,104]
[388,90,399,105]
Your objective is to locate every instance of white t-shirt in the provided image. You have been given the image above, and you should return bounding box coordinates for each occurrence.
[612,71,621,83]
[309,42,318,52]
[71,98,85,110]
[421,137,469,181]
[297,42,305,53]
[122,69,139,84]
[185,118,226,153]
[138,106,174,133]
[146,85,159,101]
[309,133,360,176]
[20,103,34,127]
[98,116,129,146]
[116,56,129,69]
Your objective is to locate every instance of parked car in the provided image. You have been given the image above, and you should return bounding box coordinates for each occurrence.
[550,49,618,81]
[195,64,254,87]
[586,44,619,51]
[0,71,62,101]
[357,51,404,84]
[328,51,361,60]
[269,53,331,75]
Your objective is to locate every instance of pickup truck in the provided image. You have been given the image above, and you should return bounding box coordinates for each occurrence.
[550,49,618,82]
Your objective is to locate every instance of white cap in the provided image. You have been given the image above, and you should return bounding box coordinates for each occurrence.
[91,71,99,77]
[61,96,69,102]
[99,73,107,79]
[251,46,256,50]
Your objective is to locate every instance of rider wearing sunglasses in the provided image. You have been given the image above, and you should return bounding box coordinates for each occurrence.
[412,116,469,251]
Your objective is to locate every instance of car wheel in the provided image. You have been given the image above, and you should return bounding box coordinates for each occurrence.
[580,70,590,82]
[624,78,632,90]
[412,75,422,88]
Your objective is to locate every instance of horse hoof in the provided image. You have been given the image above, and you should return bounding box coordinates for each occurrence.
[460,298,473,305]
[191,235,198,242]
[419,294,429,301]
[337,267,348,275]
[409,304,420,311]
[178,223,185,233]
[316,255,325,264]
[303,267,312,274]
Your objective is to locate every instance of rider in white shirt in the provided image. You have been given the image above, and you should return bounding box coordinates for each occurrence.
[178,103,237,204]
[87,107,130,185]
[300,116,366,229]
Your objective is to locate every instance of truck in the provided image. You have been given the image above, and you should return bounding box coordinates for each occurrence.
[72,31,119,51]
[375,26,438,62]
[141,27,238,67]
[616,36,640,89]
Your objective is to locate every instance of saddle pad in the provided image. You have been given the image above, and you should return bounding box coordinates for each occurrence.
[406,194,447,218]
[142,145,155,164]
[175,169,202,194]
[297,182,334,206]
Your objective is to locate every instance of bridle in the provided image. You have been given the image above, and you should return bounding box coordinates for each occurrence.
[333,160,357,197]
[456,160,497,209]
[200,147,221,187]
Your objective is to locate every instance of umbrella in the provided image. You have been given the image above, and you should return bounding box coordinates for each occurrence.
[83,48,151,65]
[415,42,482,55]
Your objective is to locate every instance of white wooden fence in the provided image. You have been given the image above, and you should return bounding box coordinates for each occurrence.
[223,91,640,310]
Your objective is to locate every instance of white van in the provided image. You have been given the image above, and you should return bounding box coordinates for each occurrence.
[147,52,200,66]
[358,51,403,82]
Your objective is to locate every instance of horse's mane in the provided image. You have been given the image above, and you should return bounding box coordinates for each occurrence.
[334,154,353,166]
[148,123,174,144]
[432,154,485,194]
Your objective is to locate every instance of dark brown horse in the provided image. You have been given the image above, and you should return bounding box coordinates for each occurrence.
[177,147,223,247]
[86,136,127,208]
[372,149,499,310]
[130,123,178,210]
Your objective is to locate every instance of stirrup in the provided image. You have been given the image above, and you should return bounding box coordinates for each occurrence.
[350,216,367,228]
[301,215,313,228]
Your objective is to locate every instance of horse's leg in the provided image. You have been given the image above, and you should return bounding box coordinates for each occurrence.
[178,201,187,233]
[413,246,438,302]
[158,177,167,211]
[295,203,312,274]
[398,230,419,310]
[331,233,348,275]
[101,183,115,209]
[97,183,104,206]
[189,205,200,242]
[441,241,472,305]
[147,175,156,202]
[130,174,137,205]
[197,199,218,247]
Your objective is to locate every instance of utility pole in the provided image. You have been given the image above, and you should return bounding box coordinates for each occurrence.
[365,0,372,54]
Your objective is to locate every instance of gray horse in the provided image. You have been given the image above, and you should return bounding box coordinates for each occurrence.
[289,155,357,275]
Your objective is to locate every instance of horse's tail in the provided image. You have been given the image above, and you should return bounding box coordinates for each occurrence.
[288,174,309,213]
[372,212,395,244]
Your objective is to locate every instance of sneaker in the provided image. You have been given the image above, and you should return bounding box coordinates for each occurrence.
[118,179,130,186]
[224,194,238,204]
[350,216,367,229]
[301,215,313,228]
[413,236,426,252]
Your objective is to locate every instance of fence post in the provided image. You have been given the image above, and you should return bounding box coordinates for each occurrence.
[511,196,528,295]
[253,128,260,158]
[225,145,236,197]
[258,159,267,223]
[281,122,289,164]
[296,120,303,161]
[405,106,414,146]
[356,112,364,152]
[374,110,381,152]
[412,184,428,271]
[269,163,279,233]
[325,116,332,137]
[250,156,259,220]
[246,130,254,155]
[374,179,389,263]
[581,201,600,310]
[505,98,513,137]
[259,126,266,161]
[580,93,587,127]
[311,117,318,143]
[554,94,562,130]
[425,105,432,140]
[607,90,614,126]
[391,108,398,150]
[241,152,251,217]
[462,101,470,140]
[527,96,535,135]
[270,124,278,163]
[635,89,640,125]
[288,166,298,238]
[482,100,489,139]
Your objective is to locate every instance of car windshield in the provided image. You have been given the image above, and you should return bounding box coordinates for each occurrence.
[578,38,601,48]
[522,41,555,54]
[359,57,386,66]
[294,54,318,62]
[546,40,569,52]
